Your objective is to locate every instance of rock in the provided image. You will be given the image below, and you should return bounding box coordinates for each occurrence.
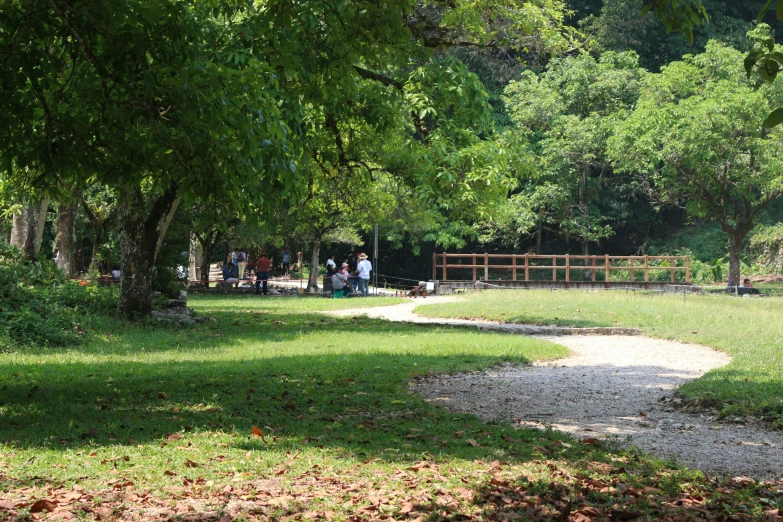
[163,299,188,308]
[268,289,280,295]
[151,310,196,326]
[179,290,188,300]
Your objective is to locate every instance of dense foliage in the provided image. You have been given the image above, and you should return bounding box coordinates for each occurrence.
[0,245,116,349]
[2,0,783,311]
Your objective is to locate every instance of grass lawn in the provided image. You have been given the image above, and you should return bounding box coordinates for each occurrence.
[416,290,783,425]
[0,294,778,520]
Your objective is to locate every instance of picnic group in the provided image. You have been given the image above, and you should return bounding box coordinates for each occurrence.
[221,248,373,297]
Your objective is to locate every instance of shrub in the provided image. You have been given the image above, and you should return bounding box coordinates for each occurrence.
[0,245,117,350]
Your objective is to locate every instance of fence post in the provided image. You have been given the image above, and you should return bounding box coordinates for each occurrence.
[473,255,477,281]
[512,255,517,281]
[484,253,489,280]
[605,255,610,288]
[630,257,635,282]
[686,256,690,283]
[443,253,447,281]
[525,254,530,281]
[432,252,436,280]
[670,256,675,282]
[552,256,557,282]
[591,257,597,282]
[565,254,570,287]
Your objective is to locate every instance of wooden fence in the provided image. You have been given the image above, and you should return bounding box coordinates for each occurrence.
[432,253,690,284]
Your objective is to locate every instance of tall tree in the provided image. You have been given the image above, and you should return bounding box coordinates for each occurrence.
[610,41,783,285]
[495,51,646,255]
[1,0,573,316]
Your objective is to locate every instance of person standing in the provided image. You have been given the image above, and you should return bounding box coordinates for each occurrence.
[237,248,247,280]
[325,255,336,291]
[357,253,372,297]
[282,248,291,278]
[255,253,271,295]
[347,254,358,292]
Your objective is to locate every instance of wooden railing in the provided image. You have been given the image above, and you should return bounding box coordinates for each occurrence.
[432,253,690,284]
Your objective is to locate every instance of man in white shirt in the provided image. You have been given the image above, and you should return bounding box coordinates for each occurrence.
[357,253,372,297]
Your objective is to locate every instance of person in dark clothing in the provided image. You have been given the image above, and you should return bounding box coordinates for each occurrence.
[222,262,239,287]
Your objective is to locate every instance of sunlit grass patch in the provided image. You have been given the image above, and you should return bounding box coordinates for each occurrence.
[415,290,783,424]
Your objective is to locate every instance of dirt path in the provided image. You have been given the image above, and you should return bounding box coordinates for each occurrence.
[331,300,783,480]
[327,298,640,335]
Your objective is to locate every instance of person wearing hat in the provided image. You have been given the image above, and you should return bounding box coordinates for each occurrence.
[356,253,372,297]
[331,262,352,298]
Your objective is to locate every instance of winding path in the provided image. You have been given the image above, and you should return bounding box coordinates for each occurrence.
[329,298,783,479]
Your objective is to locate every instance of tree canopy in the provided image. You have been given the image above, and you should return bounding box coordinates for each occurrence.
[610,41,783,284]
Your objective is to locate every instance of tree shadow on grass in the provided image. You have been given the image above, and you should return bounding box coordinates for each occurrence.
[0,314,577,464]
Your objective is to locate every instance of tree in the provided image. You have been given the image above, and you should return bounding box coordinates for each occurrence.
[496,51,646,256]
[2,1,293,317]
[2,0,574,316]
[54,192,79,277]
[610,41,783,285]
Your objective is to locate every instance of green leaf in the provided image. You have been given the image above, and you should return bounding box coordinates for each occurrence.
[640,3,653,17]
[762,107,783,128]
[759,0,774,22]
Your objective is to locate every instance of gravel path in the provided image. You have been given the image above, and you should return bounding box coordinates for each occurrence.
[328,299,640,335]
[332,300,783,480]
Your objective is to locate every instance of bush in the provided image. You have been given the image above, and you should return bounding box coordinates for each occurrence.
[0,245,117,350]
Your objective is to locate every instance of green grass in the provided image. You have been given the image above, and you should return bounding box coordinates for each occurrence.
[416,290,783,424]
[0,294,779,520]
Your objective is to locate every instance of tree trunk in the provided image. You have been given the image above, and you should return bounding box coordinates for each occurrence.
[88,221,106,273]
[307,238,321,292]
[728,232,744,288]
[31,195,50,257]
[81,197,107,273]
[189,232,203,282]
[54,197,79,277]
[535,225,542,255]
[17,197,50,259]
[196,230,222,287]
[116,185,180,319]
[10,208,30,250]
[582,239,591,281]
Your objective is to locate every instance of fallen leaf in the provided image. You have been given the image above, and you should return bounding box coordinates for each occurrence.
[166,433,182,441]
[501,435,518,443]
[639,411,647,418]
[466,439,479,447]
[401,501,415,513]
[610,508,642,520]
[164,470,177,476]
[157,392,168,399]
[581,438,601,445]
[29,499,58,513]
[251,426,265,440]
[184,459,199,468]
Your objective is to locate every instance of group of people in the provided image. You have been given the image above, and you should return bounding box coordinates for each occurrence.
[220,247,372,298]
[327,253,372,297]
[221,248,276,295]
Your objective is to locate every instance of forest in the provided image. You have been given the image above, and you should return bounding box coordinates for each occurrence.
[3,0,783,319]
